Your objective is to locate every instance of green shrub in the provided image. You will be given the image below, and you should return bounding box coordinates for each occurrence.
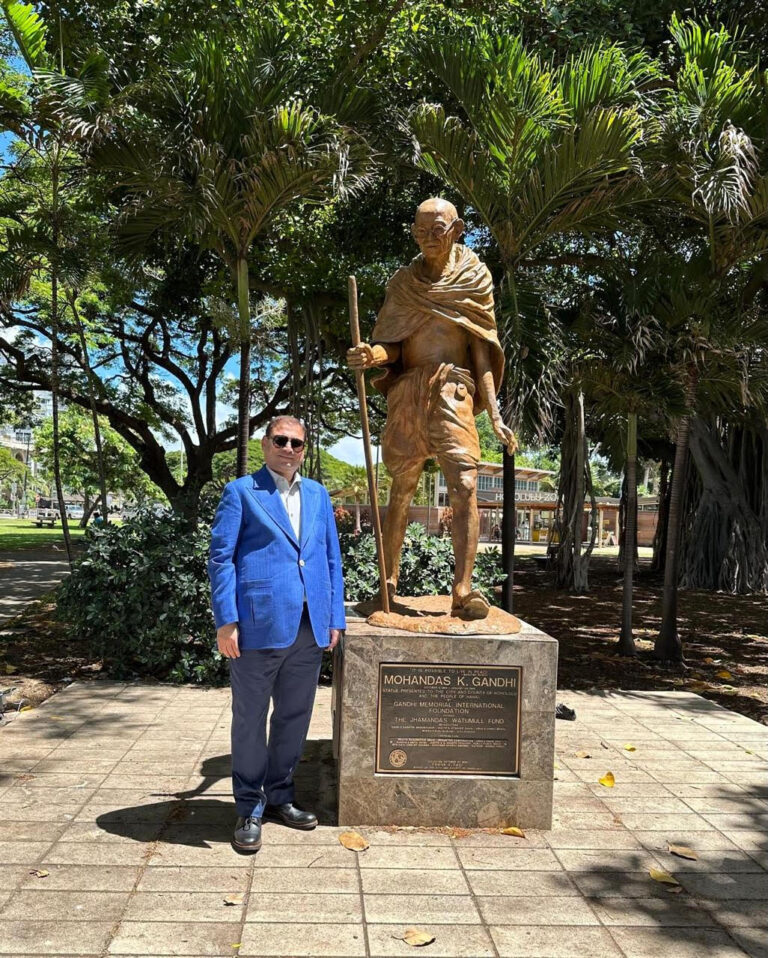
[58,513,506,686]
[339,523,505,603]
[57,508,226,685]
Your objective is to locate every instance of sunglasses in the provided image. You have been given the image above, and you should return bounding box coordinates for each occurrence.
[271,435,305,450]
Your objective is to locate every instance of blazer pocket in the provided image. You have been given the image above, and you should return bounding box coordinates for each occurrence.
[243,580,272,625]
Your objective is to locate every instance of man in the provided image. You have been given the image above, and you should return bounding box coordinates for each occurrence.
[348,197,517,619]
[208,416,345,853]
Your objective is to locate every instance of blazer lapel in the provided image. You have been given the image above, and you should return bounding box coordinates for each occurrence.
[249,466,299,547]
[300,480,319,548]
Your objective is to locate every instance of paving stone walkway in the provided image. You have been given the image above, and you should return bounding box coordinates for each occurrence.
[0,681,765,957]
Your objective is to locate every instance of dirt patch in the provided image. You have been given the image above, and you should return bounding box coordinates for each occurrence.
[0,592,103,714]
[512,555,768,725]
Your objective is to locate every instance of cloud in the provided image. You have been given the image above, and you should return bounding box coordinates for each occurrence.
[327,434,379,467]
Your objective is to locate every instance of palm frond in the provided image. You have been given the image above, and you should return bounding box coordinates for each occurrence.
[513,108,644,255]
[1,0,48,70]
[558,44,658,120]
[408,104,506,236]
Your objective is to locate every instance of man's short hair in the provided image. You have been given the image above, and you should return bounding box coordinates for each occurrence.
[264,415,306,439]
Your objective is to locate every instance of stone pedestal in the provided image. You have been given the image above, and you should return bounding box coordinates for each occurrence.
[333,614,557,829]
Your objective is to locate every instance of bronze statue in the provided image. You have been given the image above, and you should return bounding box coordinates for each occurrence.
[348,198,517,619]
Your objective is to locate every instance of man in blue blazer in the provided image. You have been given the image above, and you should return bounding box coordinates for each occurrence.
[208,416,346,853]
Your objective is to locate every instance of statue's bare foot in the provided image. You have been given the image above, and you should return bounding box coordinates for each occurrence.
[451,590,490,620]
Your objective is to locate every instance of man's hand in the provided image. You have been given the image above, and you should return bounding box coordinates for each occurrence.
[493,417,519,452]
[347,343,387,369]
[217,623,240,658]
[329,629,342,651]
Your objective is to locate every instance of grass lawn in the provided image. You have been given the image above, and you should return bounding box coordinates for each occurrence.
[0,518,87,552]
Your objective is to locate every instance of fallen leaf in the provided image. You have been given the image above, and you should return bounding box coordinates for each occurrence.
[622,744,636,752]
[339,831,369,851]
[715,670,733,680]
[600,741,610,749]
[703,657,715,665]
[554,762,561,769]
[575,750,591,759]
[20,705,33,711]
[599,771,615,788]
[223,893,244,906]
[666,884,684,894]
[392,928,436,947]
[501,826,525,838]
[231,945,241,950]
[667,843,699,861]
[446,827,470,839]
[649,867,680,886]
[3,664,17,674]
[29,869,49,878]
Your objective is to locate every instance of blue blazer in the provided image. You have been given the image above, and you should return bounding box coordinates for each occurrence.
[208,466,346,650]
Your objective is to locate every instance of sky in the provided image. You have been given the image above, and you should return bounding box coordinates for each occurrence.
[328,433,369,466]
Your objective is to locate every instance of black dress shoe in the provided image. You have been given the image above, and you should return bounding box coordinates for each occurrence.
[263,802,318,830]
[232,816,262,853]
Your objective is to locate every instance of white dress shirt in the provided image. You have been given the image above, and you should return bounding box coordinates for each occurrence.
[266,466,302,540]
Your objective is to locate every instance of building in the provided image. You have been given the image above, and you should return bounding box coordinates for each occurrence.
[335,460,658,546]
[435,462,623,544]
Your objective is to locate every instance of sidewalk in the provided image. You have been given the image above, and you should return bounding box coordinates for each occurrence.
[0,548,71,628]
[0,681,765,957]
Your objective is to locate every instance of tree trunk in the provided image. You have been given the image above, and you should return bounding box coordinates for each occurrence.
[654,414,690,662]
[167,477,203,524]
[354,500,361,534]
[501,447,515,612]
[681,418,768,594]
[72,294,110,523]
[235,257,251,478]
[618,412,637,656]
[651,456,671,574]
[49,161,73,567]
[80,497,99,528]
[617,472,640,574]
[554,391,596,592]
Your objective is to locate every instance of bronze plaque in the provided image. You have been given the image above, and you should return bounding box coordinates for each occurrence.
[376,663,521,775]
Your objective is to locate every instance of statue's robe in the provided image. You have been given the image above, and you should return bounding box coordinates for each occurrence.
[371,244,505,413]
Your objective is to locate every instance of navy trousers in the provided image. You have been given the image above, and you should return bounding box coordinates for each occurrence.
[229,609,322,818]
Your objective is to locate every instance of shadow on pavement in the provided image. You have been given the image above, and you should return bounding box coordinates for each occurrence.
[95,741,339,845]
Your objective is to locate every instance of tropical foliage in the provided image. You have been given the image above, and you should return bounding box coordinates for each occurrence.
[2,0,767,670]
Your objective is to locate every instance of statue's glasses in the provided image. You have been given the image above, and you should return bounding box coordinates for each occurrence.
[411,218,459,242]
[271,435,305,451]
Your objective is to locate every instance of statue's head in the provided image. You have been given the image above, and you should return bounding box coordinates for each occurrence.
[411,198,464,262]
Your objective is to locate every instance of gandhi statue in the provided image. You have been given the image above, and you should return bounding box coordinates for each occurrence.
[348,198,517,619]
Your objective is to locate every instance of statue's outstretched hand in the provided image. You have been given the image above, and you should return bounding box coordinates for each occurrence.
[493,417,519,453]
[347,343,379,369]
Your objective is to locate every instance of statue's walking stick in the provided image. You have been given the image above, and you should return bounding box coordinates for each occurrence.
[348,275,390,613]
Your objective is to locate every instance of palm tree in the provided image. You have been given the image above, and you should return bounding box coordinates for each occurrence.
[579,253,686,654]
[336,465,369,533]
[1,0,83,564]
[90,23,373,479]
[652,17,768,660]
[408,31,656,606]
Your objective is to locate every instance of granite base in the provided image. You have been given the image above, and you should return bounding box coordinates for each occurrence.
[333,614,557,829]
